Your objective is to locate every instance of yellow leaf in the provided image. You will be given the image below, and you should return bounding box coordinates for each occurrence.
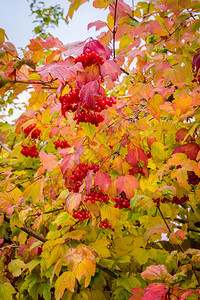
[93,0,110,8]
[151,142,167,160]
[73,258,96,287]
[107,14,114,29]
[55,271,76,299]
[89,239,111,258]
[29,73,41,80]
[101,203,120,227]
[163,66,186,85]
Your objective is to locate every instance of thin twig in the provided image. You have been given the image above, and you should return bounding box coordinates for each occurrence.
[0,141,12,154]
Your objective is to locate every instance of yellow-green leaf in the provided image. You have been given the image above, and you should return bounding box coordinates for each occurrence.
[55,271,76,299]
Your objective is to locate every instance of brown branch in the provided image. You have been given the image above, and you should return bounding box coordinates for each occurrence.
[3,213,47,243]
[0,141,12,154]
[2,213,119,279]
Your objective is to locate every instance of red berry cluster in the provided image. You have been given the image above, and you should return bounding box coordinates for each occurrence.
[74,48,104,68]
[153,195,189,206]
[94,96,117,112]
[135,166,145,176]
[113,196,131,210]
[20,145,39,158]
[74,109,104,126]
[54,140,70,149]
[99,219,115,231]
[69,163,99,192]
[59,89,80,116]
[84,190,109,204]
[72,208,92,222]
[24,124,41,139]
[187,172,200,185]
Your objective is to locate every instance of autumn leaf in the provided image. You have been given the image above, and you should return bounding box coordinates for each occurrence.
[115,175,139,199]
[80,80,101,109]
[63,40,86,56]
[129,287,144,300]
[101,203,120,227]
[66,193,82,213]
[172,142,200,161]
[141,265,172,282]
[100,60,121,81]
[141,283,168,300]
[88,20,108,31]
[73,258,96,287]
[94,172,111,193]
[38,59,84,84]
[55,271,76,299]
[39,151,59,172]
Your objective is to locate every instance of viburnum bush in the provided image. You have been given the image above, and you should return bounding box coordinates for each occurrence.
[0,0,200,299]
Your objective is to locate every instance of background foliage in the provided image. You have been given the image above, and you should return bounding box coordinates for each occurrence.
[0,0,200,299]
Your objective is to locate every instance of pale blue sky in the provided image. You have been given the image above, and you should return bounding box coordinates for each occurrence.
[0,0,108,49]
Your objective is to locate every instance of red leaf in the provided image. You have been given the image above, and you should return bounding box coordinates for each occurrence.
[115,175,139,199]
[175,128,192,143]
[80,80,101,109]
[84,38,111,59]
[138,148,148,166]
[88,20,108,31]
[129,288,144,300]
[172,142,200,161]
[66,193,82,214]
[94,172,111,193]
[141,283,168,300]
[126,149,138,167]
[38,59,84,84]
[100,60,121,81]
[63,40,86,56]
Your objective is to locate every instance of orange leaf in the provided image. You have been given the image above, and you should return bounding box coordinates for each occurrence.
[115,175,139,199]
[39,151,59,172]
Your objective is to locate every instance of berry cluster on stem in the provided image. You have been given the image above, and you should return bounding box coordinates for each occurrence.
[153,195,189,206]
[74,48,104,68]
[68,163,99,192]
[187,172,200,186]
[24,124,41,139]
[59,88,80,116]
[99,219,115,231]
[72,208,92,222]
[84,190,109,204]
[113,195,131,210]
[20,145,39,158]
[54,140,70,149]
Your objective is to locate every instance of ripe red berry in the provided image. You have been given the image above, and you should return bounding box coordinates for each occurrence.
[21,145,39,158]
[74,49,104,68]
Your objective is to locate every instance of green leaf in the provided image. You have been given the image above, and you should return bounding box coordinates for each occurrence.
[82,122,96,139]
[0,283,16,300]
[8,258,26,277]
[42,281,51,300]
